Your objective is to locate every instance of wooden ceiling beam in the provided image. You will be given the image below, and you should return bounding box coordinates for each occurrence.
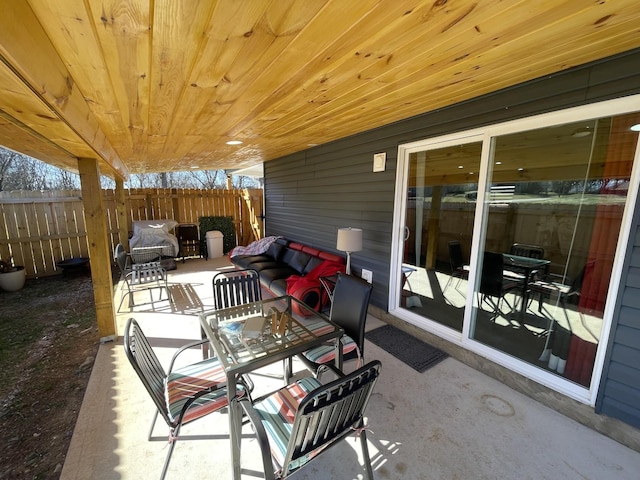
[0,115,77,171]
[1,0,128,178]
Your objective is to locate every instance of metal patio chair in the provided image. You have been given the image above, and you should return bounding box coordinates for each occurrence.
[201,268,264,358]
[529,264,589,359]
[298,273,372,378]
[478,251,521,321]
[239,360,381,480]
[115,243,171,310]
[123,318,248,480]
[212,268,263,312]
[444,240,470,293]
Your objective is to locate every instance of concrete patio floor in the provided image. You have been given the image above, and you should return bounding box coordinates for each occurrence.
[61,257,640,479]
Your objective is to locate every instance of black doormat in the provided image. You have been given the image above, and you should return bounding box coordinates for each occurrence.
[366,325,448,373]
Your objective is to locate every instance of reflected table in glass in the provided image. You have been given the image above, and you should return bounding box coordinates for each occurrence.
[503,253,550,313]
[199,295,344,480]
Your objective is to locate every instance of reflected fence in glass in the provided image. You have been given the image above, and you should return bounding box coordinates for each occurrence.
[471,113,639,387]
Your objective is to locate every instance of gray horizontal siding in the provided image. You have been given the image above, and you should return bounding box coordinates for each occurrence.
[596,215,640,426]
[266,48,640,428]
[264,135,397,308]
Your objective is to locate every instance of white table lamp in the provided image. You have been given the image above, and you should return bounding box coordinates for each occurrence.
[336,227,362,275]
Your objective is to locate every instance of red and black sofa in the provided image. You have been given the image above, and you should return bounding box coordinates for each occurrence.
[230,238,345,312]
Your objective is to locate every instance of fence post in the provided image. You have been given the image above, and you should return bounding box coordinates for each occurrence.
[115,178,128,250]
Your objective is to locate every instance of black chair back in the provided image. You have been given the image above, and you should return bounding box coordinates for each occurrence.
[212,269,262,308]
[123,318,172,426]
[243,360,381,479]
[449,240,465,271]
[285,360,381,477]
[330,273,373,355]
[212,269,263,320]
[480,251,505,298]
[510,243,544,259]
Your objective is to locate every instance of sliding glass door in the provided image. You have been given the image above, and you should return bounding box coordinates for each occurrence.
[400,139,481,332]
[471,113,639,388]
[392,97,640,400]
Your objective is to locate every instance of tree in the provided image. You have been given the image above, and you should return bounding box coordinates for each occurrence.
[0,147,50,191]
[0,145,263,191]
[0,148,16,191]
[51,169,80,190]
[189,170,227,189]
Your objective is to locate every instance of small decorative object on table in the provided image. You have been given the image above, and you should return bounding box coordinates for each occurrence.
[267,308,291,336]
[242,316,266,339]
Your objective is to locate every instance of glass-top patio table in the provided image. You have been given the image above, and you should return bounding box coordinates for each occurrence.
[199,295,344,480]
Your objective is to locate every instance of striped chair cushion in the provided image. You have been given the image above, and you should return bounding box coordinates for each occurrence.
[165,357,233,425]
[253,376,322,470]
[302,335,357,365]
[302,317,336,337]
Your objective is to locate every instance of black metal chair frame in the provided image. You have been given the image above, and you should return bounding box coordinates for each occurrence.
[478,251,520,321]
[298,273,372,377]
[528,265,588,359]
[212,268,263,310]
[507,243,547,298]
[529,264,587,325]
[123,318,246,480]
[239,360,381,480]
[114,243,170,310]
[203,268,264,359]
[444,240,469,293]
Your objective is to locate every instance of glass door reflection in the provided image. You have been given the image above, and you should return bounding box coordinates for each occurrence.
[401,142,481,332]
[470,113,638,388]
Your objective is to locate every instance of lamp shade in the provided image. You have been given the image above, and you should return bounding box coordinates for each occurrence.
[336,227,362,253]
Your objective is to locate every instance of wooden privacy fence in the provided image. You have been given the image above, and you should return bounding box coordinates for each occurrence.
[0,188,263,278]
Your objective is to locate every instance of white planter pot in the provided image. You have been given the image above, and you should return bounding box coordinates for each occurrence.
[0,266,26,291]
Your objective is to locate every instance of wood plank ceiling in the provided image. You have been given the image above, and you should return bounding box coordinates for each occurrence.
[0,0,639,180]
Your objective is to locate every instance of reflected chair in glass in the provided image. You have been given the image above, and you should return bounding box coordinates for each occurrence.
[298,273,372,378]
[239,360,381,480]
[444,240,470,293]
[510,243,545,259]
[529,265,586,317]
[114,243,170,310]
[124,318,247,480]
[478,251,520,321]
[507,243,546,286]
[529,264,588,358]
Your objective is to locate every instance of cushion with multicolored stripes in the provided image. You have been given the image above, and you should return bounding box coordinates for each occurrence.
[252,376,322,471]
[165,356,236,425]
[301,335,357,365]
